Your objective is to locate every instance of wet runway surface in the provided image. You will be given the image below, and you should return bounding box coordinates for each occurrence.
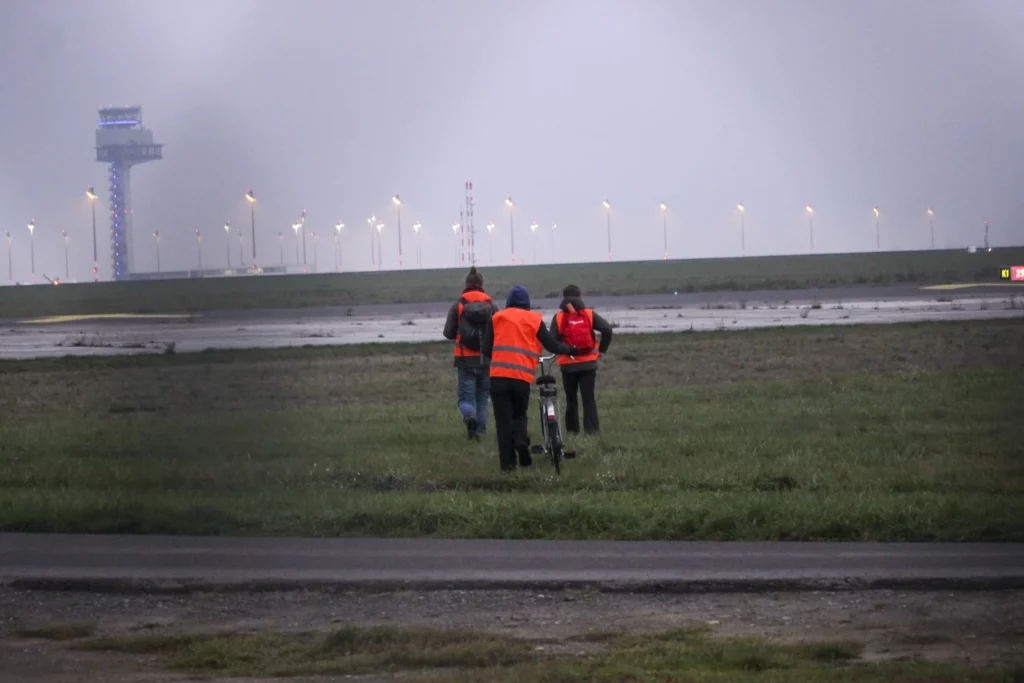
[1,284,1021,360]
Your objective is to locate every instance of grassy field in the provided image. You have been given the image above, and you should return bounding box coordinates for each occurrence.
[1,319,1021,541]
[16,622,1021,681]
[1,247,1021,318]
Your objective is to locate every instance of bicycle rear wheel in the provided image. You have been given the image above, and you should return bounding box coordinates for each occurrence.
[548,417,563,474]
[537,395,559,473]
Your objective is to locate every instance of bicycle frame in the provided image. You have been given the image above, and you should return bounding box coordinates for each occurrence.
[534,354,575,473]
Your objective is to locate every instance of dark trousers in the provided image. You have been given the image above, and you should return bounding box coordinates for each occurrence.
[490,377,532,471]
[562,369,599,434]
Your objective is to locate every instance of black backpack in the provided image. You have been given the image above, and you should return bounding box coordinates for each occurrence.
[458,296,492,351]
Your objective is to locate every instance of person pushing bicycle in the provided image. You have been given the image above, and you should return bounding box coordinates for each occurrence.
[481,285,587,472]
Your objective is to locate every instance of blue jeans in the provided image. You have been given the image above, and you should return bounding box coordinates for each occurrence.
[457,366,490,433]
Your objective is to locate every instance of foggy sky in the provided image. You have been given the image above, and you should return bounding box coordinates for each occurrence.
[1,0,1022,283]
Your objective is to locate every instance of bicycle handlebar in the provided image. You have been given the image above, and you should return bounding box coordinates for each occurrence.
[537,354,560,374]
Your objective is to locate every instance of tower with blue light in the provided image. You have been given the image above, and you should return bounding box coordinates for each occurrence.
[95,106,162,280]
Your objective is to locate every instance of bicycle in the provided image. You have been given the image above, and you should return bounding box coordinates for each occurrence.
[531,354,576,474]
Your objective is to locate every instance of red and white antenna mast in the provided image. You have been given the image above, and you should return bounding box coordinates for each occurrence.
[465,181,476,267]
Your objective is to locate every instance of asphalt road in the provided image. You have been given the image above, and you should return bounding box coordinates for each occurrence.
[2,534,1022,593]
[162,282,1024,322]
[5,283,1021,326]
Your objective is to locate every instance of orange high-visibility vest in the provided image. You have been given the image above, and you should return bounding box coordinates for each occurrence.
[454,289,493,358]
[489,307,543,383]
[555,308,600,366]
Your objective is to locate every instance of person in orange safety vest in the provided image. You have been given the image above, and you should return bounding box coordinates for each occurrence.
[481,285,583,472]
[443,267,498,440]
[548,284,614,435]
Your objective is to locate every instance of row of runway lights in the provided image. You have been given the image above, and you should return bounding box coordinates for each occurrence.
[5,189,978,281]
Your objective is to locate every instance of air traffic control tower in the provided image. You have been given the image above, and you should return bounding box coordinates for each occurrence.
[95,106,162,280]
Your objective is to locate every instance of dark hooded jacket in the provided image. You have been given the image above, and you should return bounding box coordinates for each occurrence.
[548,296,614,373]
[443,285,499,368]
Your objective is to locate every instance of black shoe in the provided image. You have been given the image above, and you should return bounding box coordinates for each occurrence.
[517,447,532,468]
[466,417,478,439]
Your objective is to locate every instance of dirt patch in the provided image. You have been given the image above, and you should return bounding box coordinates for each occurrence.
[2,587,1021,681]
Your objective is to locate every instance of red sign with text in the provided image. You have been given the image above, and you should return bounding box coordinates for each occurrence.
[1000,266,1024,281]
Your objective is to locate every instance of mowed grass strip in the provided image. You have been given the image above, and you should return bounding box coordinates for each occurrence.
[1,246,1020,317]
[0,320,1022,540]
[14,623,97,641]
[61,624,1020,681]
[78,625,535,677]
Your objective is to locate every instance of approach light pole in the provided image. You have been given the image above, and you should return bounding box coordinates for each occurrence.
[62,228,69,280]
[737,203,746,255]
[86,186,99,281]
[530,221,538,263]
[245,189,256,263]
[311,231,318,272]
[486,222,494,264]
[375,222,383,271]
[603,198,612,261]
[195,229,202,269]
[505,197,515,264]
[291,221,302,265]
[335,221,344,272]
[238,230,246,267]
[28,220,35,282]
[5,231,12,282]
[299,209,307,265]
[372,211,380,270]
[413,222,422,267]
[153,231,161,273]
[278,232,284,265]
[392,194,403,267]
[660,202,668,260]
[873,206,880,250]
[551,222,557,263]
[806,205,814,251]
[452,223,460,267]
[224,220,232,267]
[928,208,935,249]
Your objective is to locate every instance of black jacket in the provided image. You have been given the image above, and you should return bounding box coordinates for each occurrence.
[443,286,498,367]
[548,297,614,373]
[481,303,574,378]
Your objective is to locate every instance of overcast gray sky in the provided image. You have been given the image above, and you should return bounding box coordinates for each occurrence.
[0,0,1021,282]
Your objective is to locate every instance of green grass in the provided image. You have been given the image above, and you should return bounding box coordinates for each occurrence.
[79,625,535,676]
[68,624,1021,681]
[1,320,1022,540]
[1,247,1020,317]
[14,623,97,641]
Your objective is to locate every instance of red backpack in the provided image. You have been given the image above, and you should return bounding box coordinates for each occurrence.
[560,307,595,353]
